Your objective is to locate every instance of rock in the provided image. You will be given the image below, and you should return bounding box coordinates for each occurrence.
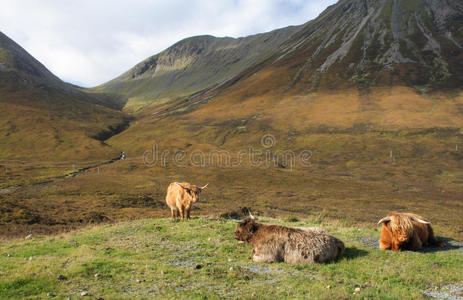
[325,285,331,289]
[94,273,100,278]
[47,292,54,297]
[227,258,232,262]
[25,234,33,240]
[354,287,361,293]
[57,275,67,281]
[7,253,11,257]
[135,279,141,283]
[81,291,88,296]
[28,256,33,261]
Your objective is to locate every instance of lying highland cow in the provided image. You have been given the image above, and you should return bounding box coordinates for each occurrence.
[378,212,445,251]
[234,216,345,264]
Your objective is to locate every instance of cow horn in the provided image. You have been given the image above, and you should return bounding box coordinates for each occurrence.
[410,216,430,224]
[377,216,391,225]
[249,210,255,220]
[200,183,209,189]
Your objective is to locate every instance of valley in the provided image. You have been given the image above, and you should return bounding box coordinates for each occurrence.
[1,0,463,242]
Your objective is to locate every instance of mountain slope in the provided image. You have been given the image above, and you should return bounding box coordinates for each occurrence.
[0,31,129,163]
[96,26,302,113]
[105,0,463,154]
[268,0,463,92]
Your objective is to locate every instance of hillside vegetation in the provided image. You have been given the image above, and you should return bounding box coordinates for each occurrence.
[1,217,462,299]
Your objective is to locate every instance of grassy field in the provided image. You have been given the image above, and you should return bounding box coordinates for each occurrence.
[0,217,462,299]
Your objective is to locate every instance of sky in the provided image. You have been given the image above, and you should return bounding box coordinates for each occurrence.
[0,0,337,87]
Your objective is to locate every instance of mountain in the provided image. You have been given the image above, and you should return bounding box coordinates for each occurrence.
[258,0,463,92]
[101,0,463,115]
[0,31,129,163]
[96,27,302,113]
[103,0,463,156]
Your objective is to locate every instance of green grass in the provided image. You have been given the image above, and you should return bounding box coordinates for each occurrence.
[0,217,462,299]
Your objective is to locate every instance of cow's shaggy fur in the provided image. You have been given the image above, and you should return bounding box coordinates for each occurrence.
[378,212,445,251]
[234,218,345,264]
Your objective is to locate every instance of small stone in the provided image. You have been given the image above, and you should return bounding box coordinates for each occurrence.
[29,256,33,261]
[354,287,361,293]
[25,234,33,240]
[229,267,233,271]
[160,270,165,275]
[47,292,54,297]
[57,275,67,281]
[7,253,11,257]
[81,291,88,296]
[94,273,100,278]
[434,286,440,290]
[228,258,232,262]
[325,285,331,289]
[208,237,212,241]
[136,279,141,283]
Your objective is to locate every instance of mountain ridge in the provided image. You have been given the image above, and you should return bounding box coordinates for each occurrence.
[100,0,463,115]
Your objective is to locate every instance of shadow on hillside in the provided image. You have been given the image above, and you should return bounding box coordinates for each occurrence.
[343,247,369,260]
[417,237,463,253]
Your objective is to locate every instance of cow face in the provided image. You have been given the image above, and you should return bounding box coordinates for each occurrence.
[234,218,257,243]
[186,185,202,203]
[176,183,208,203]
[395,229,411,244]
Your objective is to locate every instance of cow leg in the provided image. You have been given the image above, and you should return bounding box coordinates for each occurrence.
[179,206,185,219]
[410,238,423,251]
[428,226,445,247]
[170,208,176,221]
[186,206,191,219]
[252,248,276,263]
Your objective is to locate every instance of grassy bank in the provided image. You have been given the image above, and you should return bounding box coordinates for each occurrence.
[0,217,462,299]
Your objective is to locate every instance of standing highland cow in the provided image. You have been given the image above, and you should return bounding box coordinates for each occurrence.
[234,215,345,264]
[378,212,445,251]
[165,182,208,220]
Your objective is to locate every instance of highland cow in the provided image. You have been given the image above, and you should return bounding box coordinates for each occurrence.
[234,217,345,264]
[377,212,445,251]
[165,182,208,220]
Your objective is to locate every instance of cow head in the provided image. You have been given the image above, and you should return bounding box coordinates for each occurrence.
[176,182,208,202]
[234,217,258,243]
[378,213,430,247]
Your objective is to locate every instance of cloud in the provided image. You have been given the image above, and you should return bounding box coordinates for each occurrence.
[0,0,337,87]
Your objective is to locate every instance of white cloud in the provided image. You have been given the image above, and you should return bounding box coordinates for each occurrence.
[0,0,337,87]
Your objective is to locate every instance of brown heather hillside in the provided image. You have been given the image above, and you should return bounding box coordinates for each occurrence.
[0,31,130,176]
[1,0,463,239]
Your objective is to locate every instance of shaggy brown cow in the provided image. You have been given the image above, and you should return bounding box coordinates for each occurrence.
[234,217,345,264]
[165,182,208,220]
[378,212,445,251]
